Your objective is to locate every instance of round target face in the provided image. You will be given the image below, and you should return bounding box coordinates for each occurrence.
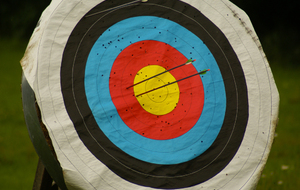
[21,0,279,189]
[61,0,247,188]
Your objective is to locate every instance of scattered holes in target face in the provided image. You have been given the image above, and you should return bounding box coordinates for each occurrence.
[108,40,205,140]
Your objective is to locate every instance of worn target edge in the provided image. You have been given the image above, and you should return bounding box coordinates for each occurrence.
[196,0,279,189]
[20,0,279,189]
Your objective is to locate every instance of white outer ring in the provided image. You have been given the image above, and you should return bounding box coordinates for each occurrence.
[21,0,279,189]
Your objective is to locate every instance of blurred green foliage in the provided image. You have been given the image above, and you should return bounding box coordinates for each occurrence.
[230,0,300,36]
[0,0,51,38]
[1,0,299,66]
[231,0,300,67]
[0,39,38,189]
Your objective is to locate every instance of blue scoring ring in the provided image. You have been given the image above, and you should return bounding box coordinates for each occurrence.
[84,16,226,164]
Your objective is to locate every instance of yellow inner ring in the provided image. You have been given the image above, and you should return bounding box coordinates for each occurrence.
[134,65,180,115]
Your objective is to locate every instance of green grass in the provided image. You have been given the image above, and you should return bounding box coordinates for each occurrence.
[256,63,300,189]
[0,38,299,189]
[0,39,38,189]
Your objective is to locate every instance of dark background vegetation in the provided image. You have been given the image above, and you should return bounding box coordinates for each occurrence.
[231,0,300,67]
[1,0,299,66]
[0,0,51,39]
[0,0,299,189]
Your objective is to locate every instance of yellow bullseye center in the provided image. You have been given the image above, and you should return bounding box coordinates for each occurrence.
[134,65,180,115]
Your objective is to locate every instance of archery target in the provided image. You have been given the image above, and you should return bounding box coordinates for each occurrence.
[62,2,244,187]
[21,0,279,189]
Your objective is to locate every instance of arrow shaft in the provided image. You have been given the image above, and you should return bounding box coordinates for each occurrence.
[86,0,145,17]
[136,70,208,97]
[127,60,194,89]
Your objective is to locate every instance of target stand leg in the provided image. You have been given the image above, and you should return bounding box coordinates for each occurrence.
[33,159,60,190]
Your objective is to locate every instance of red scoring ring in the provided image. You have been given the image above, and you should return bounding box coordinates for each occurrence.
[109,40,204,140]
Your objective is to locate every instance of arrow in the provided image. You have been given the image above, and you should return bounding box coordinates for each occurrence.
[127,59,196,89]
[86,0,148,17]
[135,69,210,97]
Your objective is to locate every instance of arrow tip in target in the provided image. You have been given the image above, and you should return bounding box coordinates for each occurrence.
[199,69,210,75]
[186,59,196,65]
